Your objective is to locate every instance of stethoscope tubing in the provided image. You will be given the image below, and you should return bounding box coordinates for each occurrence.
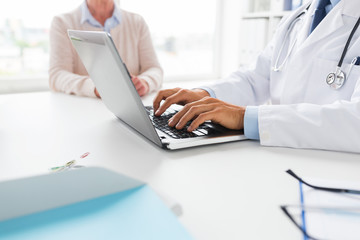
[273,5,310,72]
[273,17,302,72]
[338,17,360,68]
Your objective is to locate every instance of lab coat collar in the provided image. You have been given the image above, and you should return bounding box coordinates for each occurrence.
[341,0,360,18]
[299,0,345,51]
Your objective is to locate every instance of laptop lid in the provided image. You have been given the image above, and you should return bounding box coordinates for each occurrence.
[68,30,162,148]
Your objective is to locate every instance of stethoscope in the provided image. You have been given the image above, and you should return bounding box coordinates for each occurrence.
[273,4,360,90]
[272,8,308,72]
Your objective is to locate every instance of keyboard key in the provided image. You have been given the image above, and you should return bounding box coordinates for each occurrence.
[198,129,208,135]
[192,130,205,136]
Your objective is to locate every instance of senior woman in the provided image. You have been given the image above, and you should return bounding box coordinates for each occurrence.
[49,0,163,98]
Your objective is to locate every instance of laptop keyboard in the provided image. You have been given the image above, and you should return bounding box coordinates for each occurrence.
[145,106,219,139]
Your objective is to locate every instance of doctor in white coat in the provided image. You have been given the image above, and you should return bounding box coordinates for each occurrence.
[153,0,360,153]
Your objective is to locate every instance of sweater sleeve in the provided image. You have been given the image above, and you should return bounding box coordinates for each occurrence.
[136,16,163,93]
[49,16,96,97]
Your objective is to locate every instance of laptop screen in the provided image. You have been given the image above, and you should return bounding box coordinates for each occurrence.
[68,30,162,147]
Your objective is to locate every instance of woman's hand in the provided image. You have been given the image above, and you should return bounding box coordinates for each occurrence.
[94,76,149,98]
[132,76,149,97]
[94,88,101,98]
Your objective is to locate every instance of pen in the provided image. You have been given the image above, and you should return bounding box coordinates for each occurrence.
[347,57,359,78]
[354,56,360,65]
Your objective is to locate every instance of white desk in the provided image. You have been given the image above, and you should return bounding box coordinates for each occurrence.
[1,91,360,240]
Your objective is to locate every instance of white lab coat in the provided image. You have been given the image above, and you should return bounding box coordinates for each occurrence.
[206,0,360,153]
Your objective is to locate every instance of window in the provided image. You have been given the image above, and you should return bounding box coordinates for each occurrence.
[0,0,83,79]
[120,0,219,80]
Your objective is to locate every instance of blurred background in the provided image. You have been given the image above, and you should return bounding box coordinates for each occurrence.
[0,0,302,93]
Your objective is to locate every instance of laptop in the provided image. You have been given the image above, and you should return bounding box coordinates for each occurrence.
[68,30,247,150]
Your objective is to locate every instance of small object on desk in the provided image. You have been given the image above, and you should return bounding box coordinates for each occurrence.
[80,152,90,158]
[49,165,65,172]
[49,152,90,173]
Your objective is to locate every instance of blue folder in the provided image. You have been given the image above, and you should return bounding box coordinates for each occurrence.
[0,168,193,240]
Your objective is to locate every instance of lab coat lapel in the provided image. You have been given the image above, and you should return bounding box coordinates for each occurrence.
[299,0,345,51]
[341,0,360,19]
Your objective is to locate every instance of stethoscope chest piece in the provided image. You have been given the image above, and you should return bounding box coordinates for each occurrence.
[325,16,360,90]
[326,68,345,89]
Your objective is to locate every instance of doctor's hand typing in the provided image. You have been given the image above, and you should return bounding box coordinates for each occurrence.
[153,88,246,131]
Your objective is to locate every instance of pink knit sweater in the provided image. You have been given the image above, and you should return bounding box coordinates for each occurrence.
[49,6,163,97]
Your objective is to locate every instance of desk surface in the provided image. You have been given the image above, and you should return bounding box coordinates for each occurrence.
[1,90,360,240]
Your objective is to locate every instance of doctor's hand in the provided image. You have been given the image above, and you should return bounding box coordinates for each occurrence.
[153,88,210,116]
[167,97,246,132]
[132,75,149,97]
